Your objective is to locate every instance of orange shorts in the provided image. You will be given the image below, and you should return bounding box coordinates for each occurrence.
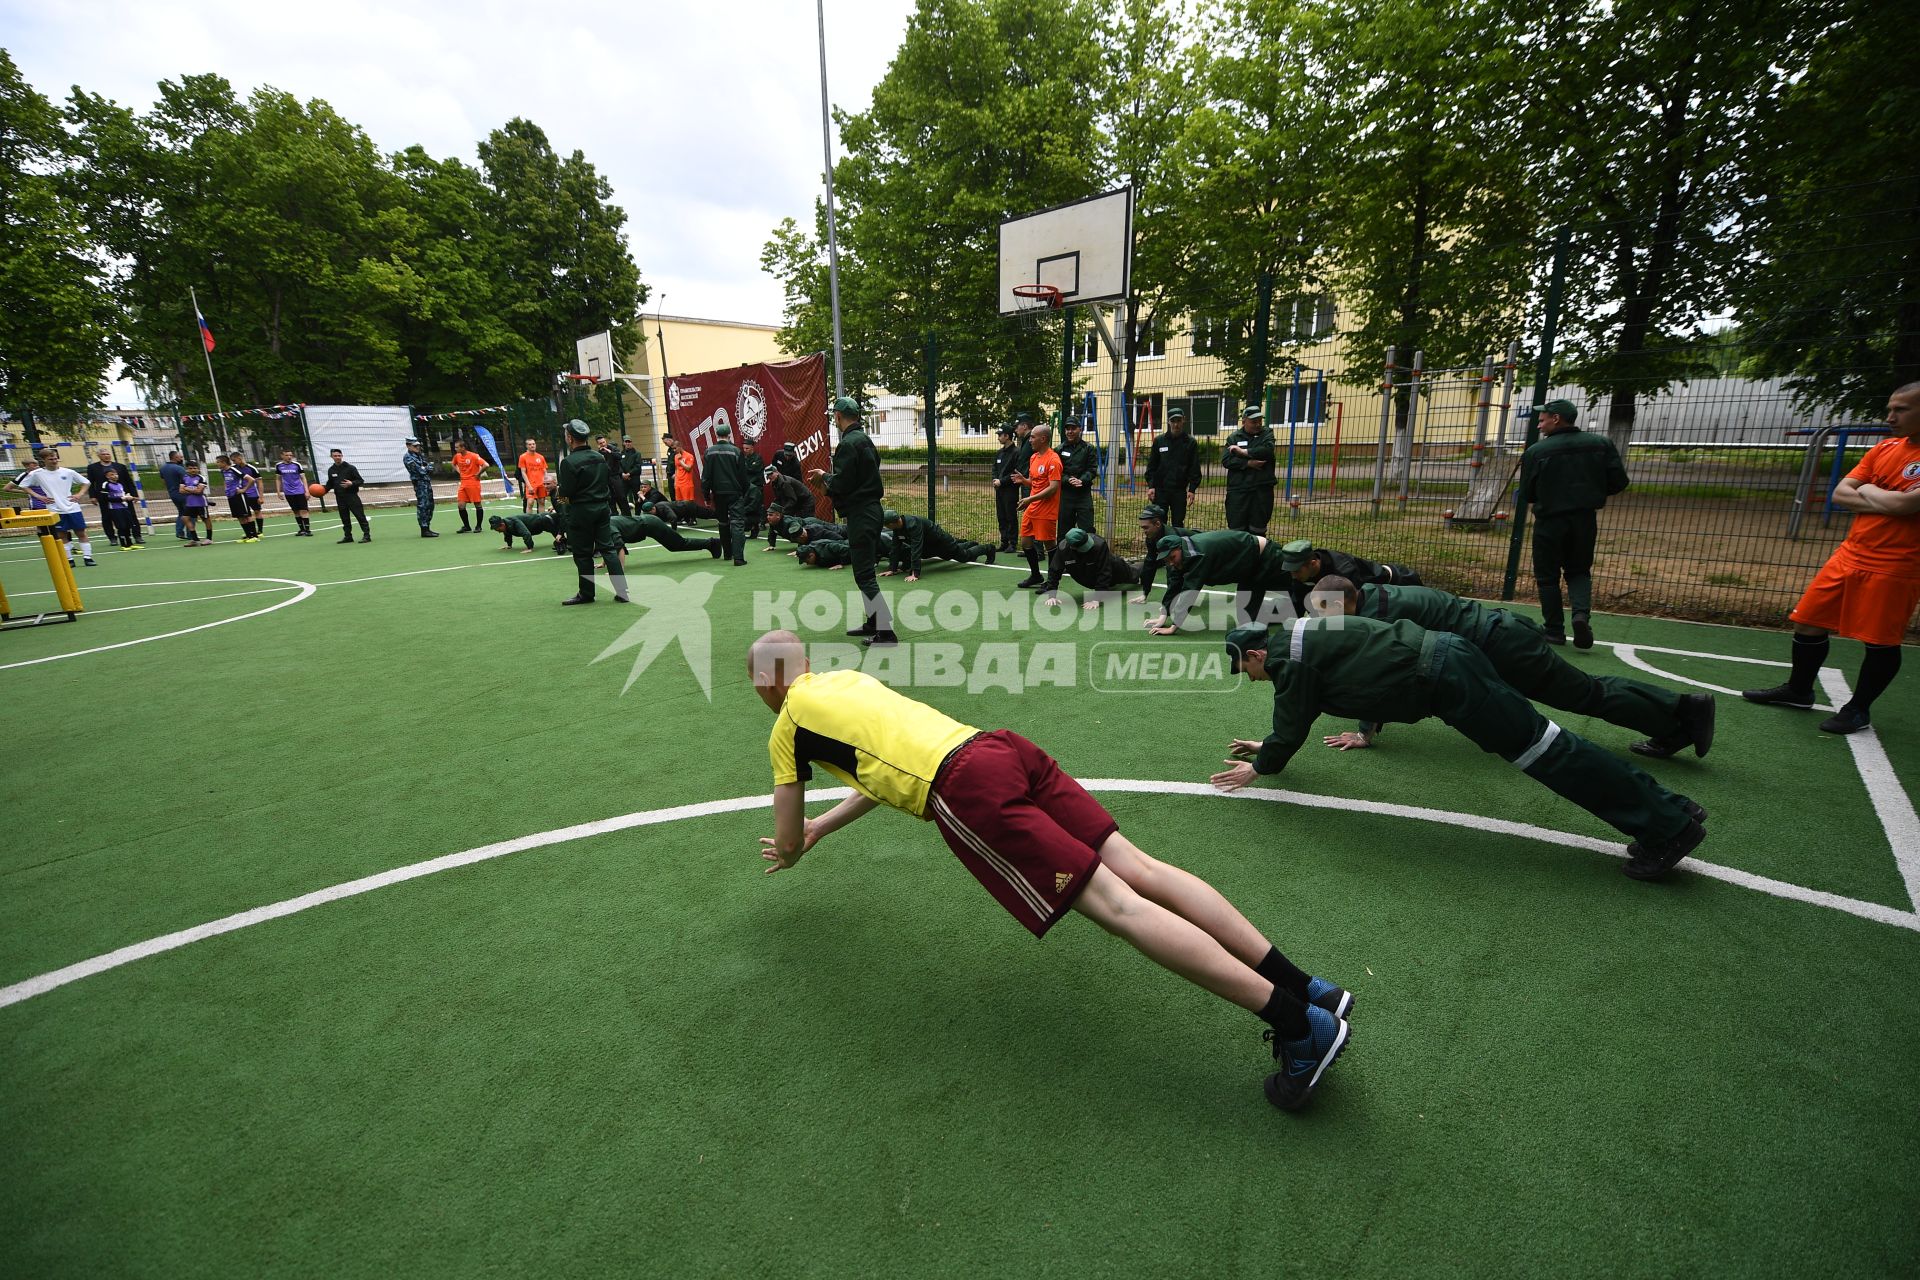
[1019,509,1057,542]
[457,480,483,503]
[524,480,547,498]
[1790,553,1920,646]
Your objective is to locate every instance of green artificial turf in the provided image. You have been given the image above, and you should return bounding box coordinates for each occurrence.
[2,505,1917,1278]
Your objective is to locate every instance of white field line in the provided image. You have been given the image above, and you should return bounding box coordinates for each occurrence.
[0,578,317,671]
[1610,645,1838,708]
[4,778,1915,1014]
[4,585,296,614]
[1819,667,1920,913]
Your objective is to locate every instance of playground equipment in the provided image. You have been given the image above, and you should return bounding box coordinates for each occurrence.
[0,509,85,630]
[1785,424,1891,540]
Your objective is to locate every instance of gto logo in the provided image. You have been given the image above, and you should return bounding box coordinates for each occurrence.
[737,380,768,445]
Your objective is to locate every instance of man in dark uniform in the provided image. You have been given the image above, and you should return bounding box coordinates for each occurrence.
[610,510,723,558]
[557,418,626,605]
[809,395,896,646]
[1520,398,1628,648]
[1056,416,1100,537]
[765,465,815,545]
[782,516,848,546]
[1306,576,1715,758]
[1278,539,1421,619]
[700,421,756,566]
[403,438,438,537]
[1149,530,1291,632]
[1146,408,1202,527]
[596,434,631,517]
[323,448,371,543]
[990,425,1021,551]
[643,496,717,524]
[489,511,567,553]
[1132,504,1199,605]
[621,437,647,506]
[798,540,854,569]
[1047,527,1139,609]
[86,447,145,545]
[1211,617,1707,881]
[771,440,804,483]
[881,508,996,580]
[1222,405,1277,535]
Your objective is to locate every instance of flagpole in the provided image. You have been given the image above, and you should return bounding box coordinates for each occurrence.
[190,286,225,448]
[815,0,846,401]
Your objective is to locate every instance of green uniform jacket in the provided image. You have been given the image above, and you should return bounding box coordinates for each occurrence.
[1056,532,1135,591]
[1285,546,1396,616]
[803,539,854,568]
[1221,426,1277,492]
[823,425,883,511]
[501,513,560,540]
[1139,523,1199,601]
[1520,427,1629,516]
[1252,616,1442,775]
[1057,438,1100,500]
[1166,530,1277,616]
[888,514,929,575]
[702,441,753,500]
[558,444,611,510]
[1145,431,1202,494]
[1013,437,1035,482]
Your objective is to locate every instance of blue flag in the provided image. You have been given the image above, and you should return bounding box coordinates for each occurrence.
[472,425,515,496]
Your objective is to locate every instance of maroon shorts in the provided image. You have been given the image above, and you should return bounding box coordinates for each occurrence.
[926,730,1115,938]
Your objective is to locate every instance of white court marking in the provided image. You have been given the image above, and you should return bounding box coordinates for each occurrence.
[3,778,1915,1014]
[0,578,316,671]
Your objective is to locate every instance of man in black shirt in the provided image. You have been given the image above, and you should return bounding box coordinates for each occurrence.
[1145,409,1202,527]
[990,425,1020,551]
[322,449,371,542]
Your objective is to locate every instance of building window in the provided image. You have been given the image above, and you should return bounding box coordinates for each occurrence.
[1079,331,1100,366]
[1287,294,1337,341]
[1132,318,1167,360]
[959,416,990,436]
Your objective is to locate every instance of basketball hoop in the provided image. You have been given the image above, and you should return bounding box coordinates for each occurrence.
[562,373,600,386]
[1012,283,1065,332]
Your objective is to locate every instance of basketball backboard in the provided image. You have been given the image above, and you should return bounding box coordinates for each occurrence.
[998,188,1133,316]
[575,331,617,380]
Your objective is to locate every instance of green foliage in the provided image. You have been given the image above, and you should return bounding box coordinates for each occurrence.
[0,50,114,426]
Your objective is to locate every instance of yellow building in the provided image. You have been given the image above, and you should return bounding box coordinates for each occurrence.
[0,411,176,474]
[616,314,788,441]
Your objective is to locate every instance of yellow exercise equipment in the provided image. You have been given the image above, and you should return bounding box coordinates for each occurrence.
[0,508,85,629]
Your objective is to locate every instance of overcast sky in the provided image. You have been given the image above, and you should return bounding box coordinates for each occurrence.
[3,0,918,406]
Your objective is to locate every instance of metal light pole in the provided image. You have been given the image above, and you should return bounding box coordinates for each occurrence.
[816,0,846,401]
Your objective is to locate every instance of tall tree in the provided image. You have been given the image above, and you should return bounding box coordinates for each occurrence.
[0,50,114,432]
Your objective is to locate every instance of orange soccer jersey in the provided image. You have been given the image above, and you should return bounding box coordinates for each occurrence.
[674,449,698,501]
[1789,434,1920,645]
[1020,446,1063,540]
[453,449,488,502]
[517,450,548,497]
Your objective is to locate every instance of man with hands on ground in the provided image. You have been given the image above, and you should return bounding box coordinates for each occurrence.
[747,628,1354,1111]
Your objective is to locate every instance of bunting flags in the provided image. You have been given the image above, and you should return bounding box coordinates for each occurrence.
[179,403,306,423]
[413,405,514,422]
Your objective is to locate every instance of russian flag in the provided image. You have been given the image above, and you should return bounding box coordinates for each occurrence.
[197,309,215,353]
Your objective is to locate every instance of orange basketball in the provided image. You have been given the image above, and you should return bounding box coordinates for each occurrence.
[307,483,326,497]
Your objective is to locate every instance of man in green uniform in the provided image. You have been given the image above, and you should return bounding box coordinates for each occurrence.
[1145,408,1203,527]
[775,515,847,548]
[1047,527,1140,609]
[1148,530,1291,632]
[1131,504,1199,606]
[1056,416,1100,537]
[1210,617,1706,881]
[798,540,854,569]
[1306,576,1716,758]
[488,512,568,554]
[610,510,724,559]
[881,508,996,580]
[990,425,1021,551]
[620,437,647,506]
[1277,539,1422,618]
[556,418,627,606]
[1519,398,1628,648]
[1011,412,1036,483]
[809,395,896,646]
[1222,405,1277,535]
[700,422,756,566]
[765,466,815,546]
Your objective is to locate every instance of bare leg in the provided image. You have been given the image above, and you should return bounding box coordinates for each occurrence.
[1095,831,1273,969]
[1072,864,1271,1013]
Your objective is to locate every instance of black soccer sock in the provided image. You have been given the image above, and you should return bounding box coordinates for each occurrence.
[1255,945,1311,1001]
[1789,633,1829,695]
[1257,986,1310,1040]
[1025,547,1040,575]
[1850,644,1903,712]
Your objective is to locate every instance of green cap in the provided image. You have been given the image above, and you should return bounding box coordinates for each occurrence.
[1137,503,1167,524]
[1015,412,1034,424]
[1167,407,1186,420]
[1240,405,1265,420]
[564,418,591,438]
[488,516,504,529]
[882,508,901,524]
[1156,534,1190,555]
[1540,398,1578,422]
[1064,527,1092,551]
[1279,538,1316,571]
[833,395,862,416]
[1224,626,1270,675]
[715,422,731,437]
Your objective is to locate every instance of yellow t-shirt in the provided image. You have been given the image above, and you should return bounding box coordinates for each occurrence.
[767,670,978,819]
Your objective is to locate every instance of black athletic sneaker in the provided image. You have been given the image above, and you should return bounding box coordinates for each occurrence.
[561,594,592,606]
[337,535,356,544]
[1014,575,1043,588]
[1306,976,1353,1020]
[1742,683,1813,709]
[1543,628,1567,646]
[1623,819,1705,881]
[864,630,899,648]
[985,548,997,564]
[1631,693,1716,759]
[1819,705,1871,734]
[1572,615,1593,649]
[1682,799,1708,825]
[1262,1005,1350,1112]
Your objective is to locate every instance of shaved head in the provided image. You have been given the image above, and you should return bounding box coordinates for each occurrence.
[748,629,810,712]
[1308,575,1360,618]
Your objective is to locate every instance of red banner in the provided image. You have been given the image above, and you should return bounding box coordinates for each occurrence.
[665,353,833,518]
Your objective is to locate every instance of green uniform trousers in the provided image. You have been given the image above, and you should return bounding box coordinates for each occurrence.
[1226,486,1275,536]
[1425,633,1690,843]
[1480,613,1684,738]
[567,504,622,600]
[844,504,893,631]
[1531,509,1597,632]
[715,490,758,563]
[1059,494,1096,536]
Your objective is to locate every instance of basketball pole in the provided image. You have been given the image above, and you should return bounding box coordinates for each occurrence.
[1087,304,1125,543]
[815,0,847,401]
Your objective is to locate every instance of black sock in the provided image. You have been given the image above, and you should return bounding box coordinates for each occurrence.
[1257,986,1310,1040]
[1789,633,1828,694]
[1024,548,1040,575]
[1255,945,1311,1000]
[1851,644,1903,712]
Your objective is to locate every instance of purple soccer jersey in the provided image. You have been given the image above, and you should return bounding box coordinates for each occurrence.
[277,461,306,495]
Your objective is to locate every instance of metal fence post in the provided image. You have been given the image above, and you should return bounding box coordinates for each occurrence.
[1058,307,1076,430]
[1398,349,1422,502]
[1502,226,1570,601]
[923,331,939,524]
[1249,272,1274,407]
[1370,345,1396,514]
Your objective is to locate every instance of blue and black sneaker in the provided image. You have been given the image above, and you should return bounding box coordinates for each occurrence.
[1306,976,1353,1020]
[1262,1004,1351,1112]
